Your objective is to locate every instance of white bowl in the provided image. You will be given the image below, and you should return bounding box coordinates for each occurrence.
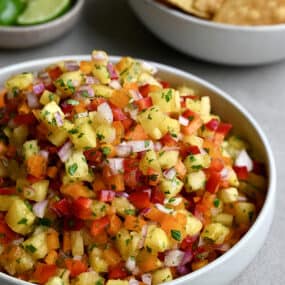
[0,0,84,49]
[129,0,285,65]
[0,56,276,285]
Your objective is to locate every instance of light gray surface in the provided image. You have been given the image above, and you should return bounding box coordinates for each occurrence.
[0,0,284,284]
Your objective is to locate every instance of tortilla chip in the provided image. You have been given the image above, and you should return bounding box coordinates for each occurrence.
[161,0,211,18]
[194,0,225,16]
[213,0,285,25]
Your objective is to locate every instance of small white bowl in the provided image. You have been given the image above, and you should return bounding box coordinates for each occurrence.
[0,0,84,49]
[129,0,285,65]
[0,56,276,285]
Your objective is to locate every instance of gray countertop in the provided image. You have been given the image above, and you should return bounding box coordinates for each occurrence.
[0,0,284,284]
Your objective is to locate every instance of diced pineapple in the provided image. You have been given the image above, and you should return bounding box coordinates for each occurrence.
[185,170,206,192]
[95,124,115,144]
[184,153,210,172]
[68,122,97,149]
[120,61,142,84]
[158,150,179,169]
[92,65,110,84]
[73,271,105,285]
[185,215,203,236]
[159,177,184,198]
[23,180,49,202]
[22,231,48,259]
[71,230,84,257]
[40,90,60,105]
[116,229,141,260]
[226,166,239,187]
[0,195,19,211]
[234,202,256,225]
[213,213,233,227]
[54,71,83,95]
[152,267,173,285]
[89,247,108,273]
[40,101,65,128]
[144,225,170,253]
[45,277,64,285]
[5,73,34,91]
[138,72,161,87]
[107,281,129,285]
[139,150,161,175]
[10,125,28,147]
[90,201,108,219]
[182,135,204,148]
[92,84,113,98]
[185,98,201,113]
[47,127,69,147]
[177,86,195,97]
[5,199,36,235]
[150,88,180,114]
[112,197,135,217]
[65,150,93,182]
[201,223,230,244]
[200,96,211,122]
[219,187,239,203]
[22,140,39,160]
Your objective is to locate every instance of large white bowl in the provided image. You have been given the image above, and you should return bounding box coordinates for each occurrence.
[0,56,276,285]
[129,0,285,65]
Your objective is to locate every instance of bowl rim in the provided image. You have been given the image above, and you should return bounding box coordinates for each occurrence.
[139,0,285,31]
[0,0,84,32]
[0,55,277,285]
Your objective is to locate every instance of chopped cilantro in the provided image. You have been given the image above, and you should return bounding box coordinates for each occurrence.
[66,79,75,93]
[96,133,105,141]
[191,165,203,170]
[68,163,78,176]
[248,211,254,222]
[171,229,181,241]
[163,89,172,102]
[124,209,136,215]
[102,146,111,156]
[144,141,150,148]
[25,244,37,253]
[213,199,220,208]
[68,128,79,134]
[18,218,28,225]
[66,99,79,106]
[38,218,52,227]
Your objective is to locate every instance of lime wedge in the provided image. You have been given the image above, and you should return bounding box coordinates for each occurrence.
[17,0,71,25]
[0,0,26,26]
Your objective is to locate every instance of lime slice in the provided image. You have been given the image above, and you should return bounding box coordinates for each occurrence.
[17,0,71,25]
[0,0,26,26]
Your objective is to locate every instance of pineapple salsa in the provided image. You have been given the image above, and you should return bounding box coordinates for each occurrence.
[0,50,266,285]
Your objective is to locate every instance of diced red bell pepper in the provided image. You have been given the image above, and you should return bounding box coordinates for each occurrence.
[61,101,74,114]
[151,187,165,204]
[121,118,133,130]
[99,190,116,202]
[65,259,87,278]
[48,66,62,80]
[123,158,139,172]
[159,80,170,89]
[0,110,9,125]
[182,109,197,121]
[0,220,18,244]
[160,133,177,147]
[233,166,249,180]
[205,118,220,131]
[109,263,128,279]
[52,198,71,216]
[84,148,103,164]
[181,235,197,251]
[210,158,224,172]
[135,96,153,111]
[124,168,142,189]
[87,98,106,112]
[0,187,16,195]
[188,145,201,155]
[13,114,36,125]
[138,84,161,97]
[90,216,110,236]
[27,174,44,184]
[33,263,57,284]
[129,191,151,209]
[206,171,221,193]
[73,197,92,219]
[216,123,232,136]
[63,217,85,231]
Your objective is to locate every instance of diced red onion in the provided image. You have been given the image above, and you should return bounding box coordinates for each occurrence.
[164,250,185,267]
[129,89,143,101]
[116,144,132,157]
[55,111,64,127]
[164,197,182,206]
[138,225,148,249]
[75,112,89,119]
[127,106,139,120]
[235,150,253,172]
[33,200,48,218]
[141,273,152,285]
[38,71,50,81]
[27,92,40,108]
[107,63,119,80]
[85,75,99,85]
[97,102,113,124]
[198,236,206,247]
[141,61,158,74]
[180,250,193,266]
[73,255,83,260]
[155,203,174,214]
[129,278,139,285]
[64,60,79,71]
[77,85,95,98]
[58,141,72,163]
[32,82,45,95]
[107,158,124,174]
[238,195,247,202]
[126,257,136,272]
[220,167,230,179]
[39,150,49,160]
[215,243,231,252]
[115,192,129,198]
[125,140,154,153]
[179,115,189,126]
[163,168,177,180]
[109,80,122,90]
[211,207,221,216]
[12,238,24,245]
[154,142,162,151]
[177,264,191,276]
